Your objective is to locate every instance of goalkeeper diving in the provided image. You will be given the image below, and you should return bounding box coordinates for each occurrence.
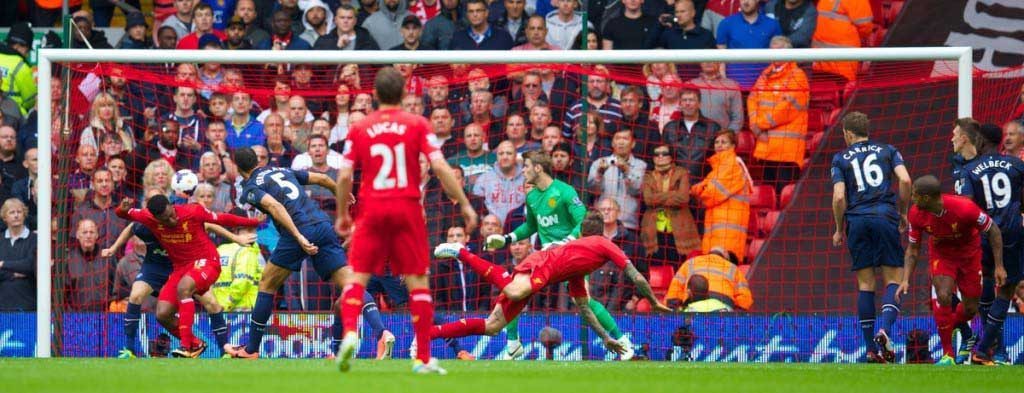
[428,210,671,356]
[484,150,637,360]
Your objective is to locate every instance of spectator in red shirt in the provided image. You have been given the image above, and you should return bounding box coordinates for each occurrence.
[177,3,227,50]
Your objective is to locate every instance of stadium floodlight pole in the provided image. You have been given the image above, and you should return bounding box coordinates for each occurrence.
[35,46,974,358]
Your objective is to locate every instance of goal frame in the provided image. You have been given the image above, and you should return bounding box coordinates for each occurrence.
[34,46,974,357]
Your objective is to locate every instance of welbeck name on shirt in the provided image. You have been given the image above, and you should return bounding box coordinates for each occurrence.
[970,159,1012,176]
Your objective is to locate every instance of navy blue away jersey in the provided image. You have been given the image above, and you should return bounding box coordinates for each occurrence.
[241,167,331,232]
[830,140,905,219]
[955,153,1024,232]
[132,223,170,267]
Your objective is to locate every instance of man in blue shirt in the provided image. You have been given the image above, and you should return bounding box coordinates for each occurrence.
[450,0,515,50]
[715,0,782,89]
[225,91,266,150]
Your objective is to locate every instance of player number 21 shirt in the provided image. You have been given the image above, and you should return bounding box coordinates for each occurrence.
[340,108,442,201]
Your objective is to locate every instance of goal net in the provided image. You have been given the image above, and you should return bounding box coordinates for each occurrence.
[21,48,1023,362]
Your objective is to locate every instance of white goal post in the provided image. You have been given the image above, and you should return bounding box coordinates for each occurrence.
[34,46,974,357]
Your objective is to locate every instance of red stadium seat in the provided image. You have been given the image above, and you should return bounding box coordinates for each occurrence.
[737,130,755,156]
[747,238,766,262]
[748,213,761,236]
[807,132,824,153]
[810,88,841,111]
[760,210,782,237]
[808,109,824,132]
[750,185,777,210]
[866,27,887,47]
[780,183,797,208]
[648,265,675,297]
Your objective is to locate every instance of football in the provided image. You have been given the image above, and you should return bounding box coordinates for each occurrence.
[171,169,200,195]
[539,326,563,348]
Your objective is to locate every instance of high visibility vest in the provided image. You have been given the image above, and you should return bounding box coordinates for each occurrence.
[811,0,874,80]
[665,253,754,311]
[691,148,752,262]
[0,52,36,116]
[748,62,810,166]
[684,298,732,312]
[212,242,264,312]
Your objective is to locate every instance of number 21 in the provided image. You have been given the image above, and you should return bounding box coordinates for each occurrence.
[371,143,408,190]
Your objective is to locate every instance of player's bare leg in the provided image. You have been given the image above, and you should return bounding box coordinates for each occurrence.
[227,262,291,358]
[872,266,903,363]
[197,291,230,356]
[120,281,155,358]
[154,300,180,339]
[171,275,206,358]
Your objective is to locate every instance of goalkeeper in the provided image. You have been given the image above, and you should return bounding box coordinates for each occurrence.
[485,150,635,360]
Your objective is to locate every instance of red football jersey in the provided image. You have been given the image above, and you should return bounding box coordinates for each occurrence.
[908,194,993,260]
[341,108,443,200]
[517,236,632,282]
[118,204,260,269]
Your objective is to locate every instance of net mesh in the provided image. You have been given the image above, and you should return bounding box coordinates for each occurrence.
[43,57,1024,360]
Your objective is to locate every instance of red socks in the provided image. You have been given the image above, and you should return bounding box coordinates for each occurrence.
[932,301,955,357]
[340,283,366,336]
[431,318,486,339]
[409,289,434,364]
[178,298,195,349]
[459,249,513,290]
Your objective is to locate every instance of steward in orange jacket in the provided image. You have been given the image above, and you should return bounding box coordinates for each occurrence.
[811,0,874,81]
[748,58,810,169]
[691,131,752,262]
[665,248,753,311]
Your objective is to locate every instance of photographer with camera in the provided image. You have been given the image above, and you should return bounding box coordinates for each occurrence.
[587,129,646,230]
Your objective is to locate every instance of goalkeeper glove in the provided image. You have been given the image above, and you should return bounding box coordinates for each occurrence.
[485,233,514,250]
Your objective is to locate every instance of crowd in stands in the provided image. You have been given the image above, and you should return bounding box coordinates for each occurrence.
[3,0,993,316]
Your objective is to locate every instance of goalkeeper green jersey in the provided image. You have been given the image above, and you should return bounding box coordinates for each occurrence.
[510,179,587,247]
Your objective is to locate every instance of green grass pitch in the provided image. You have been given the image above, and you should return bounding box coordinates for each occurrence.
[2,359,1023,393]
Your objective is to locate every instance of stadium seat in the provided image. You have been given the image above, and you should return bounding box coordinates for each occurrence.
[760,210,782,237]
[866,27,888,47]
[780,183,797,208]
[747,238,766,262]
[750,185,777,210]
[807,132,824,152]
[648,265,675,297]
[810,88,841,111]
[747,213,761,236]
[808,109,824,132]
[737,130,755,156]
[826,108,842,127]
